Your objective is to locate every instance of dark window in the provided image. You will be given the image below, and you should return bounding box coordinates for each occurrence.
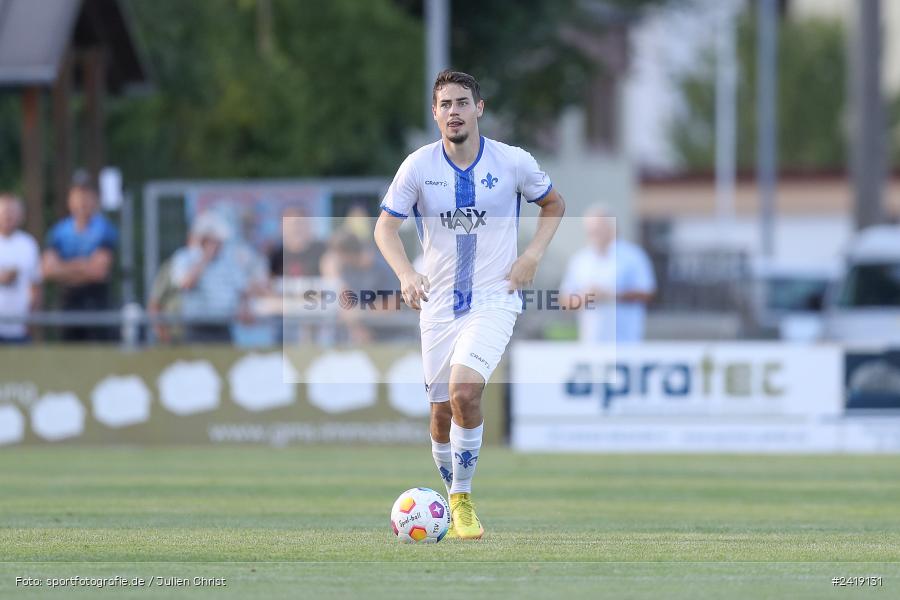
[766,278,829,312]
[838,263,900,308]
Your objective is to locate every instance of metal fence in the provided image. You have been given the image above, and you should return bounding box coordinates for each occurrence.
[141,177,391,307]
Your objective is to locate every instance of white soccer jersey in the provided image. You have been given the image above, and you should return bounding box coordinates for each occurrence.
[381,136,552,322]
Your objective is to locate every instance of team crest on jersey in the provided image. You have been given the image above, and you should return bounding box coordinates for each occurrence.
[481,172,498,189]
[440,208,486,233]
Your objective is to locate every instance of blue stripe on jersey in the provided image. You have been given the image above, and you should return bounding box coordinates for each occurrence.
[451,159,478,318]
[412,202,424,243]
[517,193,524,311]
[515,192,521,228]
[442,136,485,175]
[380,203,407,219]
[454,170,476,208]
[527,183,553,203]
[453,233,476,317]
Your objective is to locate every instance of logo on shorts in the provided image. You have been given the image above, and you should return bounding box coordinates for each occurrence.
[441,208,486,233]
[470,352,489,367]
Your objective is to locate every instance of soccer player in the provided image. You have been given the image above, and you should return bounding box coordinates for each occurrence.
[374,70,565,539]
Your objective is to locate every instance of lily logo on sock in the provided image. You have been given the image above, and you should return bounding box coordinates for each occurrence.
[439,466,453,483]
[455,450,478,469]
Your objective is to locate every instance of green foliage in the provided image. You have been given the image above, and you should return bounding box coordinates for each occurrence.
[0,0,671,191]
[107,0,423,182]
[671,15,847,171]
[0,95,22,192]
[449,0,666,149]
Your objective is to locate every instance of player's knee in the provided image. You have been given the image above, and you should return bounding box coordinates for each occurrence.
[430,401,452,426]
[449,383,482,412]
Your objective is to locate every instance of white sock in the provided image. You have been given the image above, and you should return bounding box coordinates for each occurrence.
[431,437,453,497]
[449,420,483,494]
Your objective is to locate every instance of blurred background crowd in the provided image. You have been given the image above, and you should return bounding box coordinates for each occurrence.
[1,0,898,349]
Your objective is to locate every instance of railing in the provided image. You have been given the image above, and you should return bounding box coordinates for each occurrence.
[0,308,422,349]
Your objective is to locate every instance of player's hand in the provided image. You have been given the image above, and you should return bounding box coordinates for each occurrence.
[506,253,538,293]
[587,286,615,303]
[398,269,430,310]
[0,268,17,286]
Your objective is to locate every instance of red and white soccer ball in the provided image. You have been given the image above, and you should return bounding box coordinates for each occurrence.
[390,487,451,543]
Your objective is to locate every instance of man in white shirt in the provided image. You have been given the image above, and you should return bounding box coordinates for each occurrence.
[0,194,41,343]
[374,70,565,539]
[561,205,656,343]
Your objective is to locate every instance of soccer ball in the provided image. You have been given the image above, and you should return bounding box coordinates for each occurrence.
[390,487,451,543]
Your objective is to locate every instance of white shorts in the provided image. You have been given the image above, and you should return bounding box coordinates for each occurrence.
[420,308,518,403]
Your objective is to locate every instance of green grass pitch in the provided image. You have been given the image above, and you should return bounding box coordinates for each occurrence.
[1,446,899,598]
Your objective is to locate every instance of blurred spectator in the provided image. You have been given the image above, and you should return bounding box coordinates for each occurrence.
[342,203,374,242]
[561,205,656,343]
[42,172,118,341]
[170,212,260,344]
[147,255,182,344]
[233,207,270,293]
[269,207,327,278]
[0,194,41,343]
[321,229,399,343]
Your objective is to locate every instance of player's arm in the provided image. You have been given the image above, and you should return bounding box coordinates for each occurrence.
[618,248,656,305]
[506,188,565,292]
[373,211,430,310]
[618,290,655,304]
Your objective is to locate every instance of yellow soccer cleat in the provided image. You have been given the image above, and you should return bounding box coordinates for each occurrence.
[449,493,484,540]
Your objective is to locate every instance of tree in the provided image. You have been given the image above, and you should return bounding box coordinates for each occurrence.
[395,0,669,149]
[106,0,423,182]
[670,14,847,171]
[0,95,21,192]
[0,0,672,191]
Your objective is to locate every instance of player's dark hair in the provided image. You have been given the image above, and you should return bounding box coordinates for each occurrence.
[432,69,482,105]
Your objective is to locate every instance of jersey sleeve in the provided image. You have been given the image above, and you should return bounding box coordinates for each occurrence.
[380,154,419,219]
[516,148,553,203]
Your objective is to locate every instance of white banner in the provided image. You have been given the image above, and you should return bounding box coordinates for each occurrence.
[510,342,879,453]
[513,342,843,419]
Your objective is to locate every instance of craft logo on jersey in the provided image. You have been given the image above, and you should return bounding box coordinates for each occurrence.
[440,208,487,233]
[455,450,478,469]
[481,172,498,189]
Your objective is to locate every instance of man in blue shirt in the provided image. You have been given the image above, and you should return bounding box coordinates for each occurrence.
[42,174,118,341]
[561,205,656,343]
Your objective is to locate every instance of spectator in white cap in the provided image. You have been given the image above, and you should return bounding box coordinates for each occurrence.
[169,211,253,343]
[0,193,41,343]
